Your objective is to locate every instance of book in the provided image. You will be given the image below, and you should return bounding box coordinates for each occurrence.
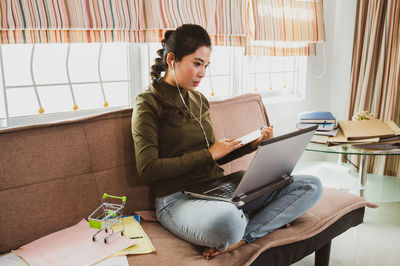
[12,219,135,266]
[314,127,339,137]
[339,120,395,140]
[326,128,380,146]
[236,128,263,145]
[352,142,400,152]
[297,122,336,131]
[310,135,329,144]
[299,111,336,124]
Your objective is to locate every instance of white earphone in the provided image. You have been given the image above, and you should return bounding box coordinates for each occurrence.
[171,58,209,148]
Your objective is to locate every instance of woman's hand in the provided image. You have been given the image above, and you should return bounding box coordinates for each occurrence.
[209,138,243,161]
[250,126,274,149]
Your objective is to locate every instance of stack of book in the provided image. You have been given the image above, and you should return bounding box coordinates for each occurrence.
[327,120,400,149]
[297,111,338,137]
[309,119,400,151]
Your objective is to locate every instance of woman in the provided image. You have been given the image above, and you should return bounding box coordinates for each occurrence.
[132,24,322,259]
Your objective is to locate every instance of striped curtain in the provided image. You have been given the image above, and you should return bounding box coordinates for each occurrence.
[205,0,248,47]
[0,0,246,46]
[140,0,247,46]
[0,0,145,43]
[247,0,325,56]
[348,0,400,176]
[141,0,207,42]
[0,0,326,57]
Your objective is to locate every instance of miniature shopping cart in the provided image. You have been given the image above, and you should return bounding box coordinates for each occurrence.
[88,193,127,243]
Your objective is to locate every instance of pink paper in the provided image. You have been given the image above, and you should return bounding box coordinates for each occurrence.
[12,219,135,266]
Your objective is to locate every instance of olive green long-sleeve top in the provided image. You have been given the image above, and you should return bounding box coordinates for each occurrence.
[132,79,254,197]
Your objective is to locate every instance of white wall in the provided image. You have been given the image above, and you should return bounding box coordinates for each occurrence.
[328,0,358,120]
[265,0,358,161]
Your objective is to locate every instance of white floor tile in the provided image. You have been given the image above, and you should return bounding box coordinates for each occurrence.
[292,160,400,266]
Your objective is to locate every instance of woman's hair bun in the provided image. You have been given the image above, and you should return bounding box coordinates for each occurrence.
[150,25,211,81]
[161,30,174,48]
[164,30,174,41]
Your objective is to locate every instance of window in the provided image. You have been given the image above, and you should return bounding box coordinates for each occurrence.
[243,56,307,101]
[0,43,306,128]
[197,46,234,98]
[143,45,307,101]
[0,43,130,128]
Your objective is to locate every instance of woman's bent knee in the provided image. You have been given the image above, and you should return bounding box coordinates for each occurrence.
[157,198,247,250]
[308,175,323,202]
[203,203,247,249]
[295,175,323,205]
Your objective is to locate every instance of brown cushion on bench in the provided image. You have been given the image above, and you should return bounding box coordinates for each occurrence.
[127,188,375,266]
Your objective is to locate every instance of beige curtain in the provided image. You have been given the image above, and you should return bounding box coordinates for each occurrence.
[349,0,400,176]
[0,0,247,46]
[247,0,325,56]
[0,0,325,56]
[0,0,145,43]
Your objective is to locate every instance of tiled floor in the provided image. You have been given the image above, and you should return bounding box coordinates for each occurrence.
[292,160,400,266]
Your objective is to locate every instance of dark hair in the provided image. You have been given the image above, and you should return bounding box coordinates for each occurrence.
[150,24,211,80]
[149,24,211,124]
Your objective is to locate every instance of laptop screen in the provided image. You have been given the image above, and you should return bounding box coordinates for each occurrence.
[234,125,318,197]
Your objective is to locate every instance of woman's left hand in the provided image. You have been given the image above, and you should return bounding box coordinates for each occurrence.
[250,126,274,149]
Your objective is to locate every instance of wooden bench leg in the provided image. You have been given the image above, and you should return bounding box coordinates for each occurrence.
[315,240,331,266]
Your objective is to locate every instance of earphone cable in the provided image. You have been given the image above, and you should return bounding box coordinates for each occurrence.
[173,69,210,149]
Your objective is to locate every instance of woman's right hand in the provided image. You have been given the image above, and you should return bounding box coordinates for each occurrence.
[209,138,243,161]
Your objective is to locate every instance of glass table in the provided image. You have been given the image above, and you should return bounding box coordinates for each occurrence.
[305,143,400,197]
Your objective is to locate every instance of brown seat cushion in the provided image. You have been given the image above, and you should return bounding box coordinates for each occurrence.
[127,188,376,266]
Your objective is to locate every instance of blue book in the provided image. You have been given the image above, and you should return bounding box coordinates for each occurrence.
[299,112,336,124]
[296,122,336,131]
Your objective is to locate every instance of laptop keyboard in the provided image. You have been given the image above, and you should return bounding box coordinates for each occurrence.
[204,183,238,199]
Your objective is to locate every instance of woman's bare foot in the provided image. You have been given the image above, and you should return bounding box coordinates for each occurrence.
[203,247,218,259]
[203,240,247,260]
[281,223,291,229]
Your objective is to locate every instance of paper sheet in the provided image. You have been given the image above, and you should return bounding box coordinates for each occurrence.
[311,135,329,144]
[12,219,135,266]
[95,255,129,266]
[327,128,380,146]
[385,120,400,135]
[111,216,156,255]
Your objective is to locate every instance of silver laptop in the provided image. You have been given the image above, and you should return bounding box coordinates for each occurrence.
[183,125,318,207]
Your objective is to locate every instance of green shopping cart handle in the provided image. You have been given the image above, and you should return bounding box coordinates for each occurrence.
[103,193,127,202]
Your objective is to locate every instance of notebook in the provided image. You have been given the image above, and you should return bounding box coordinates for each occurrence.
[299,111,336,124]
[339,120,395,140]
[183,125,318,207]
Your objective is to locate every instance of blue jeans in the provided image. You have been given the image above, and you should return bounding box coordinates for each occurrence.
[155,175,322,250]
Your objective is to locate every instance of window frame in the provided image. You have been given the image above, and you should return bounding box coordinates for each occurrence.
[0,43,307,129]
[0,43,131,128]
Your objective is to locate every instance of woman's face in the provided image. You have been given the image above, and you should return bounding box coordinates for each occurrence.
[169,46,211,91]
